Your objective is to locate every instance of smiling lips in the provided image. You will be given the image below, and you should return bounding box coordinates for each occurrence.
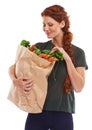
[45,31,52,36]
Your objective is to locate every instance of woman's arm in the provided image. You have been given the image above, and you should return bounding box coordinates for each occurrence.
[8,64,17,80]
[65,58,85,92]
[8,64,34,92]
[52,47,85,92]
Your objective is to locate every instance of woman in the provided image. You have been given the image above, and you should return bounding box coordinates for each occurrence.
[9,5,88,130]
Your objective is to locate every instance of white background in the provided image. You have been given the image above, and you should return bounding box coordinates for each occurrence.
[0,0,92,130]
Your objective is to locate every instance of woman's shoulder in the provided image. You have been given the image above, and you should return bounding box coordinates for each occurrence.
[72,44,88,69]
[72,44,86,59]
[72,44,85,54]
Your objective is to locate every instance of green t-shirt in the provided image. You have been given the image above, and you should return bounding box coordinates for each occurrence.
[35,40,88,113]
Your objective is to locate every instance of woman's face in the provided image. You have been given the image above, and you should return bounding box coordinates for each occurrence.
[42,16,63,39]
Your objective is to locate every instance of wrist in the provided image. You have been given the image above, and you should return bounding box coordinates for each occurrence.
[65,55,71,63]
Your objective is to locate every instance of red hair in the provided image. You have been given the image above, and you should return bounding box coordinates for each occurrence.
[41,5,75,94]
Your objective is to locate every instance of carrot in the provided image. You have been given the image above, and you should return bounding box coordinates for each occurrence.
[48,57,58,62]
[30,45,36,51]
[39,53,50,59]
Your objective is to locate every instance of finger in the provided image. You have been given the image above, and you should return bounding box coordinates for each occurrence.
[22,77,31,81]
[26,83,33,88]
[51,48,58,53]
[25,79,34,85]
[24,86,32,92]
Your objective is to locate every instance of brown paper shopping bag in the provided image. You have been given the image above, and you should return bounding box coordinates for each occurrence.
[8,45,55,113]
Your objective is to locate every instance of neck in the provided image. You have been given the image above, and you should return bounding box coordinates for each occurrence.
[52,39,62,47]
[52,33,63,47]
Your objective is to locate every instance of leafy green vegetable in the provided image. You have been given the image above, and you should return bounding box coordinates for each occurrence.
[41,49,51,54]
[34,48,41,55]
[20,40,30,49]
[50,51,63,61]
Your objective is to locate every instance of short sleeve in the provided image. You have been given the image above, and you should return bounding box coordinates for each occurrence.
[74,45,88,70]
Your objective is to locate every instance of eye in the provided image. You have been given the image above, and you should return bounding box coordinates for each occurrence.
[42,23,53,28]
[48,23,53,27]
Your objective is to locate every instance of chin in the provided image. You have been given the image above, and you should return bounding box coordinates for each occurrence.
[47,35,52,39]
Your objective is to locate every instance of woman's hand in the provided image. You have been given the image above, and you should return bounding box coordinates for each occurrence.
[51,46,71,61]
[9,64,34,93]
[13,76,34,92]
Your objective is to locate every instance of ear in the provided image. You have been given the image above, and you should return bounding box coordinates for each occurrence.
[60,20,65,28]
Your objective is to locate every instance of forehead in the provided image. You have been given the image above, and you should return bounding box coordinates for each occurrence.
[42,16,57,23]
